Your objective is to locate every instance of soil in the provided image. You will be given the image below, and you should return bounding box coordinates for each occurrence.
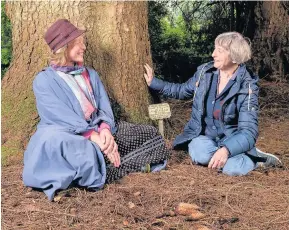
[2,100,289,230]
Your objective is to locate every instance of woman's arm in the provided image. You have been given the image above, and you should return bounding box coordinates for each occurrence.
[149,75,198,100]
[144,64,198,100]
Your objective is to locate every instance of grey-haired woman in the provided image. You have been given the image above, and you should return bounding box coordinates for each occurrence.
[144,32,281,176]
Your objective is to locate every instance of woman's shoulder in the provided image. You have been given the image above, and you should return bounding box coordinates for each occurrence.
[34,67,53,81]
[238,65,259,91]
[241,65,259,83]
[33,67,58,89]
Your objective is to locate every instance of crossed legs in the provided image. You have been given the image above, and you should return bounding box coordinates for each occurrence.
[188,135,256,176]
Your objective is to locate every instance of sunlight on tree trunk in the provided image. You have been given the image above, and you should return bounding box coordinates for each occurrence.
[2,1,153,164]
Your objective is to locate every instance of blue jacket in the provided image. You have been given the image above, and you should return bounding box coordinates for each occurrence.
[150,62,260,157]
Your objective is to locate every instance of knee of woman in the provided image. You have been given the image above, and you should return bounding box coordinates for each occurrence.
[222,164,254,176]
[188,147,211,165]
[222,156,256,176]
[192,153,211,165]
[188,137,216,165]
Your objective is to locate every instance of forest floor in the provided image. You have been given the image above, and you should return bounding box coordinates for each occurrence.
[2,82,289,230]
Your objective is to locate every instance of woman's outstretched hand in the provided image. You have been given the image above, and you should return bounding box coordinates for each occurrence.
[144,63,154,86]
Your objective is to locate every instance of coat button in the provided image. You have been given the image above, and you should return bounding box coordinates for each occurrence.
[212,126,216,130]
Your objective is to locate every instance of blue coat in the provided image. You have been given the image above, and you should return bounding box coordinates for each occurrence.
[23,67,115,200]
[150,62,260,157]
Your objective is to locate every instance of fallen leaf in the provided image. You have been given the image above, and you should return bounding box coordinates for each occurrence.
[168,210,176,217]
[175,202,200,215]
[133,191,141,196]
[190,210,206,220]
[70,208,77,215]
[128,201,135,209]
[53,195,62,202]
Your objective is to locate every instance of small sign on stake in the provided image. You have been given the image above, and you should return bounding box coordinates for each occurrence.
[148,103,171,137]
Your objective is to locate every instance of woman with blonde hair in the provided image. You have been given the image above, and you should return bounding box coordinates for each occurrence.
[144,32,281,176]
[23,19,170,200]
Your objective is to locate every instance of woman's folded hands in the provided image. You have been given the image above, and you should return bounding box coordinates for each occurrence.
[90,130,121,168]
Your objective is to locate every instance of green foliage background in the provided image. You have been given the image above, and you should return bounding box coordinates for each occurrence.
[0,1,258,82]
[1,1,12,77]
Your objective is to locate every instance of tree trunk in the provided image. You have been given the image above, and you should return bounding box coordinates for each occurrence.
[251,1,289,81]
[2,1,153,163]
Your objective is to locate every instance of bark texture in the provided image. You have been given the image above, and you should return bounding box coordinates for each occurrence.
[2,1,152,162]
[252,1,289,81]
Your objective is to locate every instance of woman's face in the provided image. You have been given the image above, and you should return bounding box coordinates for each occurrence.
[66,35,86,66]
[211,45,234,70]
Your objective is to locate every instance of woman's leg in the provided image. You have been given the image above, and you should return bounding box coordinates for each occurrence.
[222,154,256,176]
[188,135,218,165]
[23,129,106,200]
[106,121,170,183]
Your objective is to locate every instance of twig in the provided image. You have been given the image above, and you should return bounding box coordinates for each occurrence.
[164,195,171,208]
[160,194,163,213]
[265,206,289,225]
[271,220,289,225]
[3,207,78,218]
[225,182,264,214]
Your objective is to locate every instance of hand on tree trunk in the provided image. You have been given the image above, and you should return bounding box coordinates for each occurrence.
[144,63,154,86]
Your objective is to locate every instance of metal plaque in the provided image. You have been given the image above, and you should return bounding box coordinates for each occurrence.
[148,103,171,120]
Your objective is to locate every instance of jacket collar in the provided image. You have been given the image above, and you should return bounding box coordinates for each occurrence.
[212,66,241,81]
[210,63,247,82]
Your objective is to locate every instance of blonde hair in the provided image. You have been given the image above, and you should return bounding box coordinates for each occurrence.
[49,45,68,66]
[215,32,252,64]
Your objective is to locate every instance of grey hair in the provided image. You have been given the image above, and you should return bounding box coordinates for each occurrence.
[215,32,252,64]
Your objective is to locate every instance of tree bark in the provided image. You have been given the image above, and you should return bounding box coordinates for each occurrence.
[251,1,289,81]
[2,1,152,162]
